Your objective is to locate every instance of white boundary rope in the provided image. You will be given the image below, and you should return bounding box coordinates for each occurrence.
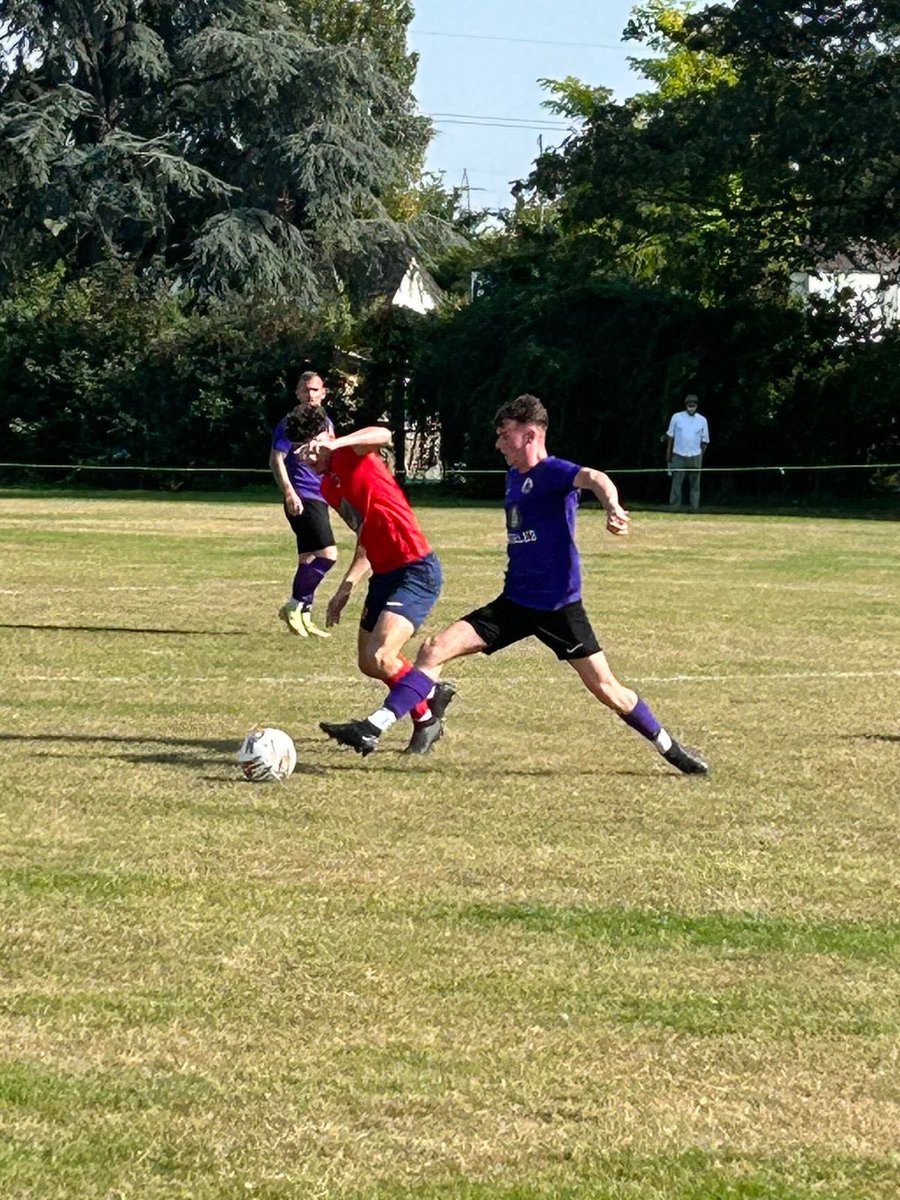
[1,461,898,477]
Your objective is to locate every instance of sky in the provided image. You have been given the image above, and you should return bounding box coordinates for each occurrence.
[408,0,653,213]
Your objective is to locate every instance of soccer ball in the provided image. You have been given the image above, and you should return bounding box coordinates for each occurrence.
[237,726,297,783]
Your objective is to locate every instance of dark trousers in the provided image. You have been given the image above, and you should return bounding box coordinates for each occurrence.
[669,454,702,510]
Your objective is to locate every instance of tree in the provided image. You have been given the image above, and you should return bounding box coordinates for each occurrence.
[0,0,438,305]
[407,2,900,478]
[530,1,900,303]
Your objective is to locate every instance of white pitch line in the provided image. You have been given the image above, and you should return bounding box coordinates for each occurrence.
[634,670,900,682]
[13,669,900,685]
[0,583,282,594]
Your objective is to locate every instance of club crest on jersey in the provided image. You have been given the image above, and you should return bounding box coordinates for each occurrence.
[508,504,522,530]
[522,478,534,494]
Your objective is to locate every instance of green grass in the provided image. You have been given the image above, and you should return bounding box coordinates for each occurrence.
[1,493,899,1199]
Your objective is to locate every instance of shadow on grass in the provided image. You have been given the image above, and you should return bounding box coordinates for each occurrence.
[844,733,900,743]
[0,622,242,636]
[318,755,661,779]
[3,734,669,779]
[0,732,326,775]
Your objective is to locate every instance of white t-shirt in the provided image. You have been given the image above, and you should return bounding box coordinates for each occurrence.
[667,411,710,457]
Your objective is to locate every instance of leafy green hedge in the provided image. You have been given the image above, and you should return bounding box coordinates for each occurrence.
[0,265,349,477]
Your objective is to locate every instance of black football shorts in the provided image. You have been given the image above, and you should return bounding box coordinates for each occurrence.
[462,594,601,661]
[284,497,335,554]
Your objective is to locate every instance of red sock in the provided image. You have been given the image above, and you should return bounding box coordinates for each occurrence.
[387,658,431,723]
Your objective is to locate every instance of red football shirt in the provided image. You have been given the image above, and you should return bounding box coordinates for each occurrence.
[320,446,431,574]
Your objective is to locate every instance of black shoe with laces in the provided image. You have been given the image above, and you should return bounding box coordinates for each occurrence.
[428,680,457,721]
[662,740,709,775]
[402,717,444,756]
[320,718,381,757]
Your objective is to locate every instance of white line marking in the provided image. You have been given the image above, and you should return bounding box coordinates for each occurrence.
[0,583,282,594]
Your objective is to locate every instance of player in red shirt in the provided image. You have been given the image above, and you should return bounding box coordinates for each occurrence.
[285,405,454,754]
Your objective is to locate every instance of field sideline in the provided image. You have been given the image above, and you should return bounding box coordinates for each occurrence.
[1,491,898,1200]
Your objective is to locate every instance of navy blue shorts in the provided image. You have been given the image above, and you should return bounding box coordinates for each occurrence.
[360,552,443,634]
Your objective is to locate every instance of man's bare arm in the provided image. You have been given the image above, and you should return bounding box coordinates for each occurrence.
[325,536,371,626]
[269,447,302,515]
[574,466,630,536]
[327,426,392,457]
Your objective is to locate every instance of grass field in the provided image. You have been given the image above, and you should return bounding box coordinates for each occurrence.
[1,491,898,1200]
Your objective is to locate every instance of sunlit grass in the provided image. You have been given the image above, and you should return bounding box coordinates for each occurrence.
[1,492,898,1199]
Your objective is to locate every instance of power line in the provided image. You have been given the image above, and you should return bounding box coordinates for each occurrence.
[429,111,571,127]
[431,117,571,131]
[414,30,631,52]
[430,111,571,129]
[443,167,528,179]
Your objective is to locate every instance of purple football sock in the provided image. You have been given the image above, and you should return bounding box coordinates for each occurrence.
[621,697,662,741]
[385,668,436,719]
[292,556,334,608]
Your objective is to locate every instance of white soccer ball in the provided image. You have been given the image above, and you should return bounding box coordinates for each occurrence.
[237,726,297,783]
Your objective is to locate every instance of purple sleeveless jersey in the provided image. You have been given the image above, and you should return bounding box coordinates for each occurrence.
[271,410,334,502]
[503,456,582,610]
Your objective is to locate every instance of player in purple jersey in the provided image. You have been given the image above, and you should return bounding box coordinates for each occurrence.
[333,394,708,773]
[269,371,337,638]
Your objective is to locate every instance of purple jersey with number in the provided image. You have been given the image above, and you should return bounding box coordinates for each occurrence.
[271,410,335,502]
[503,456,582,610]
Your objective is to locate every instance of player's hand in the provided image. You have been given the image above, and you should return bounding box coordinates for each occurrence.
[605,505,630,536]
[325,582,352,627]
[285,489,302,516]
[296,436,330,468]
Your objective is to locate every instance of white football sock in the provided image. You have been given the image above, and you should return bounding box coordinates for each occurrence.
[367,708,397,733]
[653,728,673,754]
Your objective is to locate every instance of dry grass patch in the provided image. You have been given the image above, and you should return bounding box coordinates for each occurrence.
[1,492,898,1198]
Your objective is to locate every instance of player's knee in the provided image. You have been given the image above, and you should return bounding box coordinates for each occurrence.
[371,644,402,679]
[416,634,441,670]
[357,649,381,678]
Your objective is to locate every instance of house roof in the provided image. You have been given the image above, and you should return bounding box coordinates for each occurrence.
[805,241,899,280]
[360,248,443,312]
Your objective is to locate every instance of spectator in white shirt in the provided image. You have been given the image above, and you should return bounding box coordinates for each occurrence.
[666,395,710,511]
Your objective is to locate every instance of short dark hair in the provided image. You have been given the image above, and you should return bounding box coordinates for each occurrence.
[283,403,328,443]
[493,394,549,429]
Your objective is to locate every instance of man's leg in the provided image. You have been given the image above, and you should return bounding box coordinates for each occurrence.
[295,546,338,633]
[568,651,708,774]
[321,611,427,755]
[394,620,486,755]
[416,619,488,677]
[688,456,701,511]
[281,549,337,636]
[669,455,685,508]
[322,618,485,755]
[356,609,417,683]
[361,615,484,729]
[280,502,338,637]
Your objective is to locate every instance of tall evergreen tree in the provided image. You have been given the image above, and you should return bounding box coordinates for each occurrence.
[0,0,435,304]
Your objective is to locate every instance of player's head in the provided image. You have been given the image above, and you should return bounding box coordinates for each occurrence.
[284,402,328,444]
[494,394,549,430]
[296,371,327,406]
[684,394,699,412]
[493,394,548,467]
